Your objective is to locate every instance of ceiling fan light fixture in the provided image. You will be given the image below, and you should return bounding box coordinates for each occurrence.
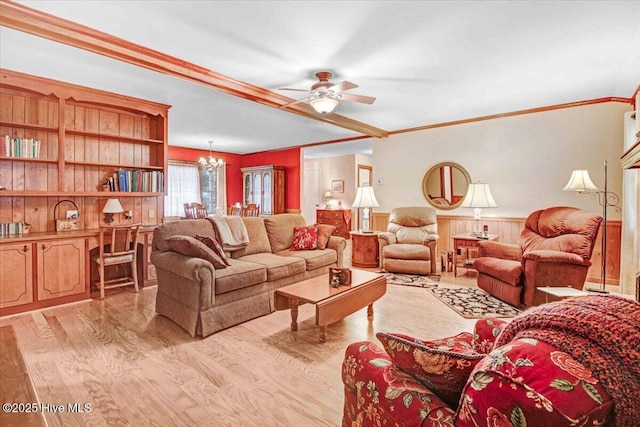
[310,95,339,114]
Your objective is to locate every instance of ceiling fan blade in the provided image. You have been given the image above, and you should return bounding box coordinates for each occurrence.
[278,87,311,92]
[279,97,310,109]
[339,93,376,104]
[329,81,358,92]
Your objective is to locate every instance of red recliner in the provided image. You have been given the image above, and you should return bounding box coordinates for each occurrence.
[473,206,602,307]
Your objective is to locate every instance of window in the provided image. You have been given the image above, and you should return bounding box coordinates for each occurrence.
[165,162,227,217]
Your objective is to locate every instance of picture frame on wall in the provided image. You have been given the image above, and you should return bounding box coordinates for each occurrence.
[331,180,344,193]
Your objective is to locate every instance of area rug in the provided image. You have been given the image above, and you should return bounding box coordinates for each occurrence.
[428,286,521,318]
[383,273,440,288]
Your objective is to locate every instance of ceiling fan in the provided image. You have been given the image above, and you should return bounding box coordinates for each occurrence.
[279,71,376,114]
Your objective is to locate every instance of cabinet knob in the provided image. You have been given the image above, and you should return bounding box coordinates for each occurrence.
[41,244,46,250]
[23,245,29,252]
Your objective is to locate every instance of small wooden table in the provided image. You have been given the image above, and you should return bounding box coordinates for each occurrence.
[274,270,386,342]
[452,233,500,276]
[537,286,588,303]
[349,231,380,268]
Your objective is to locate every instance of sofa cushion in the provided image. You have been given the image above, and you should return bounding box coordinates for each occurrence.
[264,214,308,253]
[472,318,508,354]
[474,257,522,286]
[237,253,306,282]
[166,235,227,269]
[195,235,231,266]
[291,225,318,250]
[456,338,613,427]
[153,219,216,253]
[316,224,336,250]
[382,243,430,260]
[377,331,484,408]
[214,258,267,294]
[276,248,337,271]
[230,217,272,258]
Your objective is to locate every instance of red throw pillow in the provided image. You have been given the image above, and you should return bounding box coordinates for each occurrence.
[315,223,336,250]
[166,235,227,269]
[195,235,231,266]
[291,225,318,250]
[377,331,484,408]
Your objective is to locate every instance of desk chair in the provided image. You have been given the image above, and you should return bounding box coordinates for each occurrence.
[91,224,141,299]
[242,203,260,217]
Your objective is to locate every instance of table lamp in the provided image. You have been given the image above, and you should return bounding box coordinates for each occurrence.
[352,186,380,232]
[461,182,497,236]
[103,198,124,224]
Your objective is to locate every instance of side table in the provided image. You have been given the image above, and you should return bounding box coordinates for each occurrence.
[537,286,588,303]
[453,234,500,276]
[349,231,380,268]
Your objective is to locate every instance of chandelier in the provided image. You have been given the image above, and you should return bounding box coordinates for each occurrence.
[198,140,224,170]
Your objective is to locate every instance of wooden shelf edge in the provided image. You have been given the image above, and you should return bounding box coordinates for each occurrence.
[0,156,57,163]
[65,129,164,145]
[0,120,58,132]
[0,191,164,197]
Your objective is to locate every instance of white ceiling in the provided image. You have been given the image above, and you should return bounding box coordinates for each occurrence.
[1,1,639,157]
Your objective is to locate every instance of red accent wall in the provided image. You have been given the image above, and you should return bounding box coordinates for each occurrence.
[168,146,301,210]
[241,147,301,210]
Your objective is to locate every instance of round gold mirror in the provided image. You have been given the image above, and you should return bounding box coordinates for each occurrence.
[422,162,471,210]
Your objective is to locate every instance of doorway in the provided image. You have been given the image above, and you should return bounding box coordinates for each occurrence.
[356,164,373,230]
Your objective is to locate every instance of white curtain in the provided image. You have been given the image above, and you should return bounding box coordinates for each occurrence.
[165,163,201,217]
[216,163,227,215]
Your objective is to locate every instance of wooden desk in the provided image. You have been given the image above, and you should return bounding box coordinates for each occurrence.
[452,233,500,276]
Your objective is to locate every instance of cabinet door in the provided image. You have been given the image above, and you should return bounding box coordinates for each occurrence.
[37,238,86,301]
[244,173,252,205]
[253,173,261,205]
[262,171,272,215]
[0,243,34,308]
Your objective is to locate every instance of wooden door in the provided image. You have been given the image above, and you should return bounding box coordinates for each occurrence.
[37,238,86,300]
[0,242,34,308]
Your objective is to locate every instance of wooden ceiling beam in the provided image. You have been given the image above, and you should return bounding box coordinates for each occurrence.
[0,0,388,138]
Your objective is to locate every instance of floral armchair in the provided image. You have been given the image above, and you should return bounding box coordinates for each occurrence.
[342,294,639,427]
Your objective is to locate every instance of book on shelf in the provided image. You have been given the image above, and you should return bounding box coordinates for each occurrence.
[2,135,40,159]
[110,168,164,192]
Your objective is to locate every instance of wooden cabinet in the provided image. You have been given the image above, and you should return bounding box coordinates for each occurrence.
[317,209,351,239]
[36,237,85,301]
[0,69,169,232]
[241,165,285,215]
[350,231,380,268]
[0,242,33,309]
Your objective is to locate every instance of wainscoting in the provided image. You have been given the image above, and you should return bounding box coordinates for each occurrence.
[372,212,622,287]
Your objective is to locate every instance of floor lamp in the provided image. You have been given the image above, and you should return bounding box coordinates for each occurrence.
[563,160,621,293]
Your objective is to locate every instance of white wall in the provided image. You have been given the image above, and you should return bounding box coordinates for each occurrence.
[373,101,631,220]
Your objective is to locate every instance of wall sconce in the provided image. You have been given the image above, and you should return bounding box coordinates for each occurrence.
[103,198,124,224]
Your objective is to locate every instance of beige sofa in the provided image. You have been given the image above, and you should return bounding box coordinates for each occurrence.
[151,214,346,337]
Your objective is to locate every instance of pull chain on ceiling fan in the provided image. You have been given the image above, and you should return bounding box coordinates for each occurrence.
[279,71,376,114]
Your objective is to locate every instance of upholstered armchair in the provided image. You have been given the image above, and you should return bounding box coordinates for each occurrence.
[473,206,602,307]
[378,207,439,275]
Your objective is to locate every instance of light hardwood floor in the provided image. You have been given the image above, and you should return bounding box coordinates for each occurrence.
[1,244,481,427]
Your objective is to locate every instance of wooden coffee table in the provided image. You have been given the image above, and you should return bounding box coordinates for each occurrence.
[274,269,386,342]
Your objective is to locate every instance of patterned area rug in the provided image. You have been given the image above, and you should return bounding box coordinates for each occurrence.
[428,286,521,318]
[383,273,440,288]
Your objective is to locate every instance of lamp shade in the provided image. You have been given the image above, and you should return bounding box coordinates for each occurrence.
[461,183,498,208]
[102,198,124,213]
[310,96,339,114]
[563,170,599,193]
[352,186,380,208]
[323,191,332,200]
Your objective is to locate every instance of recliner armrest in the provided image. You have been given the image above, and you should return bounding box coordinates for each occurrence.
[522,249,589,266]
[477,240,522,260]
[378,231,396,246]
[422,233,439,244]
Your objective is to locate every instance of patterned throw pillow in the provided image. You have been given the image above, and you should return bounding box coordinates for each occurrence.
[166,235,227,269]
[315,223,336,250]
[195,235,231,266]
[291,225,319,250]
[456,339,613,426]
[377,331,484,407]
